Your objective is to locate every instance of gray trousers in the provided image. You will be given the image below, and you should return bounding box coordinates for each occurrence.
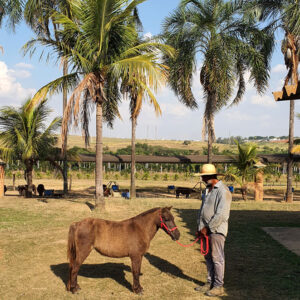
[204,233,226,287]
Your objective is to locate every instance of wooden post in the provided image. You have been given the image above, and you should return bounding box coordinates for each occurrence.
[12,173,16,191]
[0,160,5,198]
[254,171,264,202]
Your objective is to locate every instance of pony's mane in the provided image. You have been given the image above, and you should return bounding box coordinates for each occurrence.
[134,207,161,219]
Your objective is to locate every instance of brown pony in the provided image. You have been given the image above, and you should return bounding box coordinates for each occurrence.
[66,207,180,294]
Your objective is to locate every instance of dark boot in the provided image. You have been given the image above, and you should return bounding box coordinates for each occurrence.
[194,282,211,292]
[205,286,224,297]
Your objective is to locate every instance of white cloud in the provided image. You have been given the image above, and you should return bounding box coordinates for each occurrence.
[250,94,276,107]
[161,103,190,117]
[0,61,36,105]
[143,32,153,39]
[15,62,34,69]
[272,64,286,73]
[8,69,32,79]
[224,111,253,121]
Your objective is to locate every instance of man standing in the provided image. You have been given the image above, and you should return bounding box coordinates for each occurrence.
[195,164,232,297]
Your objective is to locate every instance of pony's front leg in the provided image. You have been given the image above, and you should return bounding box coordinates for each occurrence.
[130,255,143,294]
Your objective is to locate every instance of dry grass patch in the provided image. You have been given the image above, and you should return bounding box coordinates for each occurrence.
[0,189,299,299]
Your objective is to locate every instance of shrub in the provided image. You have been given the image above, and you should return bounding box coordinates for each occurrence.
[142,171,150,180]
[153,174,160,181]
[173,174,179,181]
[163,174,169,181]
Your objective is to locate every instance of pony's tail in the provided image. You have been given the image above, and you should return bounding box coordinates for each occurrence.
[67,223,77,265]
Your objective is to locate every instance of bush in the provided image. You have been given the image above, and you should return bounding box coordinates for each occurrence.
[173,174,179,181]
[153,174,160,181]
[142,171,150,180]
[35,171,42,179]
[163,174,169,181]
[16,171,22,179]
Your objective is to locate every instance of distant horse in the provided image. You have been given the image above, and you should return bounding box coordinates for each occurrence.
[67,207,180,294]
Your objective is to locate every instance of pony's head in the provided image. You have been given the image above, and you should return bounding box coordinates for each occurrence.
[159,207,180,241]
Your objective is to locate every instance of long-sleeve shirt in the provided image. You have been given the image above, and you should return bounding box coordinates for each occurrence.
[197,180,232,237]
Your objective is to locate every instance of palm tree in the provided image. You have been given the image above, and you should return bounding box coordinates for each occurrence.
[122,54,167,198]
[163,0,274,163]
[0,99,61,197]
[245,0,300,203]
[23,0,73,195]
[0,0,24,52]
[0,0,23,30]
[225,141,258,200]
[24,0,174,209]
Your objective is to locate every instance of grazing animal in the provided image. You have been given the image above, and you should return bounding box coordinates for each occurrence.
[18,184,37,196]
[66,207,180,294]
[4,185,7,194]
[175,187,195,198]
[37,184,45,197]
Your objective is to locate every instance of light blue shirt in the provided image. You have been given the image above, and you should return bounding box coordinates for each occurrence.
[197,181,232,237]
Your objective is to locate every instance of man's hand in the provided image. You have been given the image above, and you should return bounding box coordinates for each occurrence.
[196,227,208,237]
[200,227,208,236]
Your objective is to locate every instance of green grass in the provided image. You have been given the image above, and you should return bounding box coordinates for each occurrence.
[0,194,299,300]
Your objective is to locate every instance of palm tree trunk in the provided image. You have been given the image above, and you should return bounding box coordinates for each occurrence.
[95,101,105,209]
[207,133,213,164]
[286,100,294,203]
[207,115,215,164]
[25,161,33,198]
[62,59,68,195]
[130,116,137,199]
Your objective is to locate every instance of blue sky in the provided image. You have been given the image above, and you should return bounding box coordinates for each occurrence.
[0,0,299,141]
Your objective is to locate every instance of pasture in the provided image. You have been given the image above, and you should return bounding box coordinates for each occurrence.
[0,179,300,300]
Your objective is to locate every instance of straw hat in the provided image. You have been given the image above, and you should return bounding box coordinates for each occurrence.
[195,164,223,177]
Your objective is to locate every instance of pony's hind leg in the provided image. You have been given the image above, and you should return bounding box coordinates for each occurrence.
[67,232,93,293]
[130,255,143,294]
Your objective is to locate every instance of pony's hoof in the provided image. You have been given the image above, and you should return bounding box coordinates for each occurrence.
[133,287,144,294]
[70,285,81,294]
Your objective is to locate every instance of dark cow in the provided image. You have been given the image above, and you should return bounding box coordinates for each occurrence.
[37,184,45,197]
[175,187,195,198]
[18,184,37,196]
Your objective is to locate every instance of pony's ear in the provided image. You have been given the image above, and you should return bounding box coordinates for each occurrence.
[167,206,172,211]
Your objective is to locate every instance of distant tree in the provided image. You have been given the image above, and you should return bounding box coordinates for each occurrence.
[245,0,300,203]
[0,0,23,31]
[164,0,274,163]
[226,141,259,200]
[0,99,61,197]
[24,0,172,209]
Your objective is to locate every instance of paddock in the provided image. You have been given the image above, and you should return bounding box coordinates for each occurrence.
[0,179,299,299]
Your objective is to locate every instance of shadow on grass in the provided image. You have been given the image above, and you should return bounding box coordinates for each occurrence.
[50,263,132,291]
[144,253,203,285]
[176,207,300,300]
[85,201,95,211]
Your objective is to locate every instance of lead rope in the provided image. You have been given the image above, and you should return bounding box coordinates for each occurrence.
[175,234,209,255]
[160,216,209,255]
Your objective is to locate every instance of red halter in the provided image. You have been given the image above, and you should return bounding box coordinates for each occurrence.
[160,216,178,234]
